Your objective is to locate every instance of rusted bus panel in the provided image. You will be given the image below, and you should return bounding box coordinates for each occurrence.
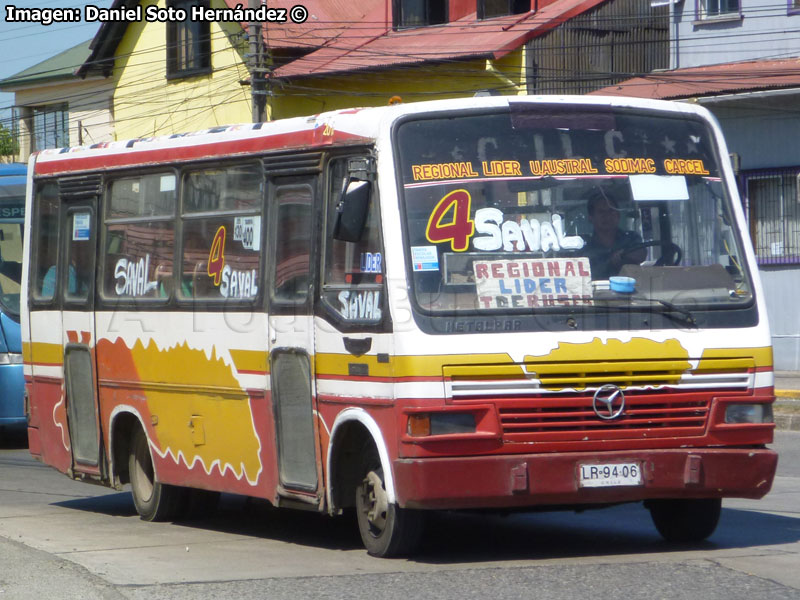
[526,0,669,95]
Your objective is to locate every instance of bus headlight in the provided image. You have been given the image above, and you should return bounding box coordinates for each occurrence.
[724,403,774,424]
[407,412,476,437]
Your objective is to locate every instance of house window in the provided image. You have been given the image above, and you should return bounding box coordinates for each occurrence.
[698,0,740,19]
[393,0,447,28]
[791,0,800,13]
[166,0,211,78]
[479,0,529,19]
[32,104,69,151]
[745,171,800,263]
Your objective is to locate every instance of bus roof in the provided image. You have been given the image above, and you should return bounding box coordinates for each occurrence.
[30,96,713,178]
[0,163,26,178]
[0,163,26,202]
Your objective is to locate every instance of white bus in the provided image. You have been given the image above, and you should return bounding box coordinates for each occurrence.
[22,96,777,556]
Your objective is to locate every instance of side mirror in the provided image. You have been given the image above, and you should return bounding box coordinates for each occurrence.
[333,179,370,242]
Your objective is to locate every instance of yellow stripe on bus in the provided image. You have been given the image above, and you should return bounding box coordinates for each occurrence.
[229,349,268,375]
[24,341,63,366]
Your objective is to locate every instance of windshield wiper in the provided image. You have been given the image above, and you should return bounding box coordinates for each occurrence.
[601,295,697,327]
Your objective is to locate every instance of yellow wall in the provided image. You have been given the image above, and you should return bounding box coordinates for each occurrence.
[112,0,252,139]
[268,49,528,120]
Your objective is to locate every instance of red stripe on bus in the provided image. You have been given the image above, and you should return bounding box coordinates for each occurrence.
[34,129,369,176]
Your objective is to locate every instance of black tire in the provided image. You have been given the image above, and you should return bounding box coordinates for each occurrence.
[647,498,722,542]
[355,452,423,557]
[182,489,221,520]
[128,427,185,522]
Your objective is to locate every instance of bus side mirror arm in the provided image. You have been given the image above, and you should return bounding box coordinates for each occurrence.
[333,178,371,243]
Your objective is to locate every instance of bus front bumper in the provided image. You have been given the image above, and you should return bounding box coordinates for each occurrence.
[393,448,778,510]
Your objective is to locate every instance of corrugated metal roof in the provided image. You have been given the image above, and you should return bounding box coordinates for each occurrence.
[590,58,800,100]
[272,0,607,78]
[0,39,92,90]
[74,0,610,82]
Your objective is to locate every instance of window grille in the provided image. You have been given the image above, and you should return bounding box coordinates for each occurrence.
[743,168,800,264]
[32,104,69,151]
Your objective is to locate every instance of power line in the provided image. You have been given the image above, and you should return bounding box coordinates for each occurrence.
[3,5,800,149]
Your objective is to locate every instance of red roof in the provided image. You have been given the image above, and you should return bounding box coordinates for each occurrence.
[264,0,608,78]
[224,0,381,51]
[80,0,612,80]
[590,58,800,100]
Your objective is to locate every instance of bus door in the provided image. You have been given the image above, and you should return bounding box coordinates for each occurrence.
[59,187,102,476]
[267,175,320,500]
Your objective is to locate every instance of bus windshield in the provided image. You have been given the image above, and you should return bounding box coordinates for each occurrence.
[0,222,23,316]
[396,106,752,315]
[0,166,25,318]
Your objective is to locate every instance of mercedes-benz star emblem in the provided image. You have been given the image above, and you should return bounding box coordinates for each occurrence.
[592,384,626,420]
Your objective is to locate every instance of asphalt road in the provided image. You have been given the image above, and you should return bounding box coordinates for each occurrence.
[0,431,798,600]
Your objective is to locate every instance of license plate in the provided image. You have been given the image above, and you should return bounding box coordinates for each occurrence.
[579,462,642,488]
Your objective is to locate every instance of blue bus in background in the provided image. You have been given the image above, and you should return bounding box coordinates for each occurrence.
[0,163,25,436]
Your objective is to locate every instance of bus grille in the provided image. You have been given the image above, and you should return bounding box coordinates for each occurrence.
[442,358,754,442]
[497,392,711,442]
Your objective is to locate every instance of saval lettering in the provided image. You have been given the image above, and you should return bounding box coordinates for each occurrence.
[338,290,382,320]
[115,255,158,297]
[473,209,584,253]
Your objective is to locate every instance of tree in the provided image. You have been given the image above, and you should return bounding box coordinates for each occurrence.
[0,124,19,162]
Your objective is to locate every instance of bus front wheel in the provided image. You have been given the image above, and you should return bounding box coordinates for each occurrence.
[647,498,721,543]
[128,427,185,522]
[355,458,423,557]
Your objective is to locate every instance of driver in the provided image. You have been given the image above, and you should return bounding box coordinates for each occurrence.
[584,189,647,280]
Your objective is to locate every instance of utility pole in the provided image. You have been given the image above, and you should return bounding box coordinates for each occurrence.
[249,0,267,122]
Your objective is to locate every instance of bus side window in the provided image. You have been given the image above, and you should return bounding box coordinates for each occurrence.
[321,156,384,325]
[103,174,176,302]
[180,164,262,302]
[32,183,60,302]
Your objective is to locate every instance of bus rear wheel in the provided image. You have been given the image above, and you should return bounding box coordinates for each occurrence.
[647,498,722,543]
[128,427,185,522]
[355,457,423,557]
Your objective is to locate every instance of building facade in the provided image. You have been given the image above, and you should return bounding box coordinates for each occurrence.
[0,41,115,161]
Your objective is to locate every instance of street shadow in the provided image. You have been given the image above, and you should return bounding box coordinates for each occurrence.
[54,491,139,517]
[410,505,800,564]
[0,428,29,450]
[53,491,363,551]
[51,491,800,560]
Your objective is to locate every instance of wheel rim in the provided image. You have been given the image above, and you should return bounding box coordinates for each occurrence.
[359,470,388,536]
[132,435,155,503]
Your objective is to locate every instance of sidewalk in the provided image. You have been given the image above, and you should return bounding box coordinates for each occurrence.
[774,371,800,431]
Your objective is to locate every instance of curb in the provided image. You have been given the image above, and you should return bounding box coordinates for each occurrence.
[774,394,800,431]
[775,413,800,432]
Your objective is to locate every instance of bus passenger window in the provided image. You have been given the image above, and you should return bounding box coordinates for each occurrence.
[32,183,60,301]
[104,174,176,301]
[180,164,263,302]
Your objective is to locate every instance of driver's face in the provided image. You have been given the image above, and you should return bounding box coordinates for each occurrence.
[590,198,620,233]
